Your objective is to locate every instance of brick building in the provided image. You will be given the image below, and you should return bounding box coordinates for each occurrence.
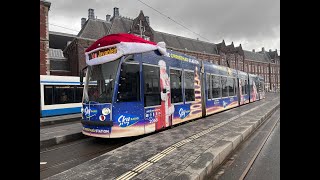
[58,7,279,91]
[40,0,51,75]
[48,31,76,75]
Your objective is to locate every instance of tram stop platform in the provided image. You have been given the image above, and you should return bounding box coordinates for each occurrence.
[40,114,83,149]
[45,93,280,180]
[40,113,81,126]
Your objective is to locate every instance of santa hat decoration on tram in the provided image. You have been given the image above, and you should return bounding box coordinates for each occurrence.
[85,33,168,66]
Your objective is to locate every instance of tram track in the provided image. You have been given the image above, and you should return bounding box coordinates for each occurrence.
[208,108,280,180]
[238,117,280,180]
[40,137,139,179]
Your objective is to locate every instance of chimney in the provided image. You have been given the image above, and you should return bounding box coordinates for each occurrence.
[106,14,111,22]
[113,7,119,17]
[262,47,265,52]
[252,49,255,53]
[269,49,272,52]
[88,8,95,19]
[81,18,86,29]
[275,49,277,52]
[145,16,150,25]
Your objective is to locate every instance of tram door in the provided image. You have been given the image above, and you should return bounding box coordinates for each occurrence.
[143,63,170,132]
[200,62,206,117]
[112,61,145,137]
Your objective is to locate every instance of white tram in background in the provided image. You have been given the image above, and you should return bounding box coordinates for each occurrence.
[40,75,85,117]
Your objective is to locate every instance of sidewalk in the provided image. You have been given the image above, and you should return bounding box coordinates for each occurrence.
[40,113,83,149]
[45,93,280,180]
[40,113,81,126]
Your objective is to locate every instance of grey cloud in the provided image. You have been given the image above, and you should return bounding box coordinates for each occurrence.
[48,0,279,51]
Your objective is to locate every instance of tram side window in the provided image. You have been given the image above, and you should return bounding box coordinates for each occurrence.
[54,86,74,104]
[206,73,212,99]
[250,79,254,93]
[241,79,246,95]
[221,77,228,97]
[117,63,140,102]
[170,69,183,103]
[212,75,221,98]
[233,78,237,96]
[75,86,84,102]
[44,85,84,105]
[244,80,248,95]
[44,86,53,105]
[143,65,161,107]
[227,78,235,96]
[184,71,195,102]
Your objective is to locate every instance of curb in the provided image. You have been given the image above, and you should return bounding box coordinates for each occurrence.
[40,116,81,127]
[195,102,280,180]
[40,132,86,150]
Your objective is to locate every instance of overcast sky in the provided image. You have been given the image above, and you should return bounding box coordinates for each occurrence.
[48,0,280,54]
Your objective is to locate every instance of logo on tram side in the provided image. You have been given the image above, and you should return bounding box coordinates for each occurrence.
[223,101,227,108]
[179,108,190,119]
[117,115,140,128]
[88,46,117,60]
[83,107,98,118]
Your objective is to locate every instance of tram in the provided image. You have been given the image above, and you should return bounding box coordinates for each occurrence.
[40,75,83,117]
[40,75,96,117]
[80,33,263,138]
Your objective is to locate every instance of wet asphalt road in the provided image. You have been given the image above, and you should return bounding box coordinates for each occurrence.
[210,109,280,180]
[245,120,280,180]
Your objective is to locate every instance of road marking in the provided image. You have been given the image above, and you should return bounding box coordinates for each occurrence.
[40,162,47,165]
[115,100,278,180]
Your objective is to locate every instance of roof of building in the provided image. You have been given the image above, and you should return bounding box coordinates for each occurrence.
[73,9,275,59]
[77,19,112,40]
[243,50,271,63]
[78,14,219,54]
[153,31,218,54]
[266,50,278,59]
[49,31,76,50]
[48,48,66,60]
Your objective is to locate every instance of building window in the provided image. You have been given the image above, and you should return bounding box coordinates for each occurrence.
[143,64,160,106]
[117,63,140,102]
[184,71,195,102]
[170,69,183,103]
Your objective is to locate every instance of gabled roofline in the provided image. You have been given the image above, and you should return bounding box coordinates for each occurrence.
[49,31,77,37]
[154,30,216,46]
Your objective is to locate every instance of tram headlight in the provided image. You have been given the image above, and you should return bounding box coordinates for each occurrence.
[102,108,111,115]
